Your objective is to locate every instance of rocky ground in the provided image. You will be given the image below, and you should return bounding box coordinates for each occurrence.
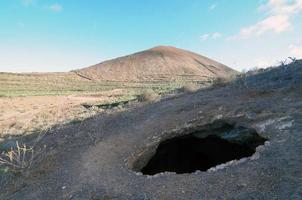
[0,61,301,199]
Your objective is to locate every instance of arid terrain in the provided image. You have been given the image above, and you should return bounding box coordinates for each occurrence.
[2,45,301,200]
[0,59,301,199]
[2,0,301,199]
[0,46,236,140]
[77,46,236,82]
[0,95,115,139]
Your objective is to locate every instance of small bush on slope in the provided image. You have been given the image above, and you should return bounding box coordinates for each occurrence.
[138,89,159,102]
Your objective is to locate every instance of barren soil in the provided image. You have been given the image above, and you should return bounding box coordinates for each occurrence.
[0,61,301,199]
[76,46,237,82]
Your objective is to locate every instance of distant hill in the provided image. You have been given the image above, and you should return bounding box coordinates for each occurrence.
[75,46,237,82]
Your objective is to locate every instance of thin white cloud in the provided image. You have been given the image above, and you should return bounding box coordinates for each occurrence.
[254,57,278,68]
[230,0,302,40]
[259,0,302,15]
[21,1,63,12]
[209,3,217,11]
[48,3,63,12]
[229,15,291,40]
[200,34,210,41]
[289,44,302,58]
[212,32,222,39]
[200,32,222,41]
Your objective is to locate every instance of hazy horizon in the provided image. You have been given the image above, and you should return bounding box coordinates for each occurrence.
[1,0,302,72]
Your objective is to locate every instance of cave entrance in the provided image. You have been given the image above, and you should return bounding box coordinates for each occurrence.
[137,123,267,175]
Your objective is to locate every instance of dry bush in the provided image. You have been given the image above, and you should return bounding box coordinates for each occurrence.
[212,76,236,87]
[0,141,34,170]
[180,83,199,93]
[138,89,159,102]
[212,77,228,87]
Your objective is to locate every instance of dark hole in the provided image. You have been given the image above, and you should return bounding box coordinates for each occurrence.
[140,125,267,175]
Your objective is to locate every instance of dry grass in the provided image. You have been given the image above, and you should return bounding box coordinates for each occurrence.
[0,72,180,97]
[212,75,236,87]
[180,83,199,93]
[0,141,34,170]
[0,96,107,139]
[0,72,210,141]
[138,89,159,102]
[0,72,120,97]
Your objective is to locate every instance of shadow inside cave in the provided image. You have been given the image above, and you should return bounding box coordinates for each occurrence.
[140,124,267,175]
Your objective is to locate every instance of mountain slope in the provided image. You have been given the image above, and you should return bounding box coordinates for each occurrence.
[76,46,237,82]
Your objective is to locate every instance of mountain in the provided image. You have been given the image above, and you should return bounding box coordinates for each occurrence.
[75,46,237,82]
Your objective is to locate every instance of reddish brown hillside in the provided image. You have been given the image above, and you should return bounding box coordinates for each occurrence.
[76,46,237,82]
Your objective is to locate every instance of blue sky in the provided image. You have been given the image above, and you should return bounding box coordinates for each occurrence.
[0,0,302,72]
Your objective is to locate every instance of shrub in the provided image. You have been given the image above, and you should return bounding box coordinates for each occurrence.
[0,141,34,170]
[212,76,236,87]
[138,89,159,102]
[212,77,228,87]
[180,83,199,93]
